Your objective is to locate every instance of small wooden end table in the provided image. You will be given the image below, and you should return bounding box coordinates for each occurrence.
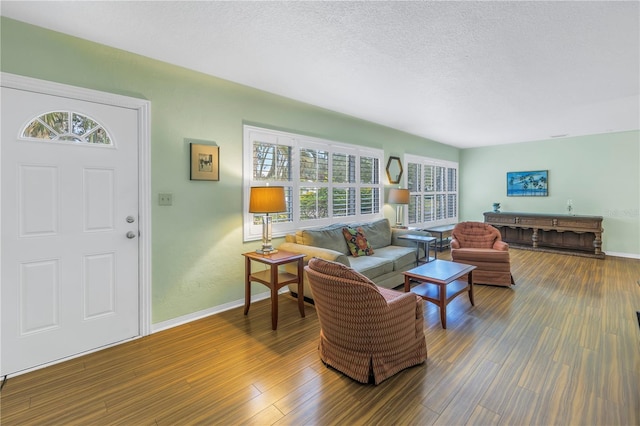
[398,234,437,265]
[403,259,476,329]
[242,250,305,330]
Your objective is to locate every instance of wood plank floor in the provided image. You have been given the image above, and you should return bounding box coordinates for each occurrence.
[2,249,640,425]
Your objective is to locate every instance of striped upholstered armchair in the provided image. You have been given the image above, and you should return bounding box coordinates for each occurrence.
[304,257,427,385]
[450,221,515,287]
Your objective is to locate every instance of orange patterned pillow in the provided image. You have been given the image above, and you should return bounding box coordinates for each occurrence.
[342,226,374,257]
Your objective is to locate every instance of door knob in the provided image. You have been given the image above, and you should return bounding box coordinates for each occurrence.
[126,231,136,239]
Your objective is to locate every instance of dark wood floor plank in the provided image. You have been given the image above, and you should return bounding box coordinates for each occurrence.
[2,249,639,425]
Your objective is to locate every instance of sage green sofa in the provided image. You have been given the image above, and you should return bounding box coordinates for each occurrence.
[278,218,432,301]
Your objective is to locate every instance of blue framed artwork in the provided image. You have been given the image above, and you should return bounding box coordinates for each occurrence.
[507,170,548,196]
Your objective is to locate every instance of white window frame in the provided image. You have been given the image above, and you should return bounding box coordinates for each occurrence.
[21,110,114,147]
[404,153,459,228]
[243,125,384,242]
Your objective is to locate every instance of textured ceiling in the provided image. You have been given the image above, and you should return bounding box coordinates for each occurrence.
[2,1,638,148]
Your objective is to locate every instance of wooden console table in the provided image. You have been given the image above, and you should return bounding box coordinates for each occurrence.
[484,212,604,258]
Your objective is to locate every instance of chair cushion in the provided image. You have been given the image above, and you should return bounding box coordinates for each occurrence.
[307,257,378,288]
[342,226,375,257]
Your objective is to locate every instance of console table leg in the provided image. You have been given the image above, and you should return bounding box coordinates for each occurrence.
[532,228,539,248]
[594,232,603,255]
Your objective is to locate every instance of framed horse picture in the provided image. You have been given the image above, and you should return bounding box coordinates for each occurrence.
[190,142,219,181]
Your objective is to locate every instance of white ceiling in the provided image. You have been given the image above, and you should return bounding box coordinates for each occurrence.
[2,1,639,148]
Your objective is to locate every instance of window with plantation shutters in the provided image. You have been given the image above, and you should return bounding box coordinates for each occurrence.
[332,152,356,217]
[243,125,383,242]
[405,154,458,228]
[251,137,293,226]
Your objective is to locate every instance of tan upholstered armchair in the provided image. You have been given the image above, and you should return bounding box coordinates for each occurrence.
[450,221,515,287]
[304,258,427,385]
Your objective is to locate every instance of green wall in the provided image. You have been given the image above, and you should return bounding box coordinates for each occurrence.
[1,17,458,323]
[460,131,640,256]
[2,18,638,324]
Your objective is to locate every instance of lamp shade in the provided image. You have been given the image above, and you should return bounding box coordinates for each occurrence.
[249,186,286,213]
[388,188,410,204]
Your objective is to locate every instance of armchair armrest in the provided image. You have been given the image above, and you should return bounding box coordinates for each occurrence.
[492,240,509,251]
[369,290,424,344]
[385,291,422,318]
[450,238,460,249]
[277,242,350,266]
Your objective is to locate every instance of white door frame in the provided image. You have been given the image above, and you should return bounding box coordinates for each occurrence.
[0,72,152,374]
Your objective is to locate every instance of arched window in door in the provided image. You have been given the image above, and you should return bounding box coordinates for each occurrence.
[21,111,112,145]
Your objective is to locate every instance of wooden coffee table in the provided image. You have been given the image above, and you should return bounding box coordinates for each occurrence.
[403,259,476,329]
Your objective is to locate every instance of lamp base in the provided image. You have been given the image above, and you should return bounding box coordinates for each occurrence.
[395,205,405,228]
[255,248,278,255]
[257,215,277,255]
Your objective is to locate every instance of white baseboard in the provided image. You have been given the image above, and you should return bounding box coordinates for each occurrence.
[606,251,640,260]
[150,288,291,333]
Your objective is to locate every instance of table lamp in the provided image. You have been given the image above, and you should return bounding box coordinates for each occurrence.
[388,188,410,227]
[249,186,286,254]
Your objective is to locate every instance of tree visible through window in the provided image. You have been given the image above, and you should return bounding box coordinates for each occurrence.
[22,111,112,145]
[244,126,383,241]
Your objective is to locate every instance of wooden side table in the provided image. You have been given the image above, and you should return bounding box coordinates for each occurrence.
[397,234,437,265]
[422,224,456,252]
[242,250,305,330]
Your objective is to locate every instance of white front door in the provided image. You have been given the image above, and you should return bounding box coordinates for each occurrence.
[1,86,141,375]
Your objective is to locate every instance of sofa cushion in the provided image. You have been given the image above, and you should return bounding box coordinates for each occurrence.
[298,224,349,254]
[342,226,375,257]
[349,255,394,281]
[285,234,297,243]
[354,218,392,249]
[370,245,415,271]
